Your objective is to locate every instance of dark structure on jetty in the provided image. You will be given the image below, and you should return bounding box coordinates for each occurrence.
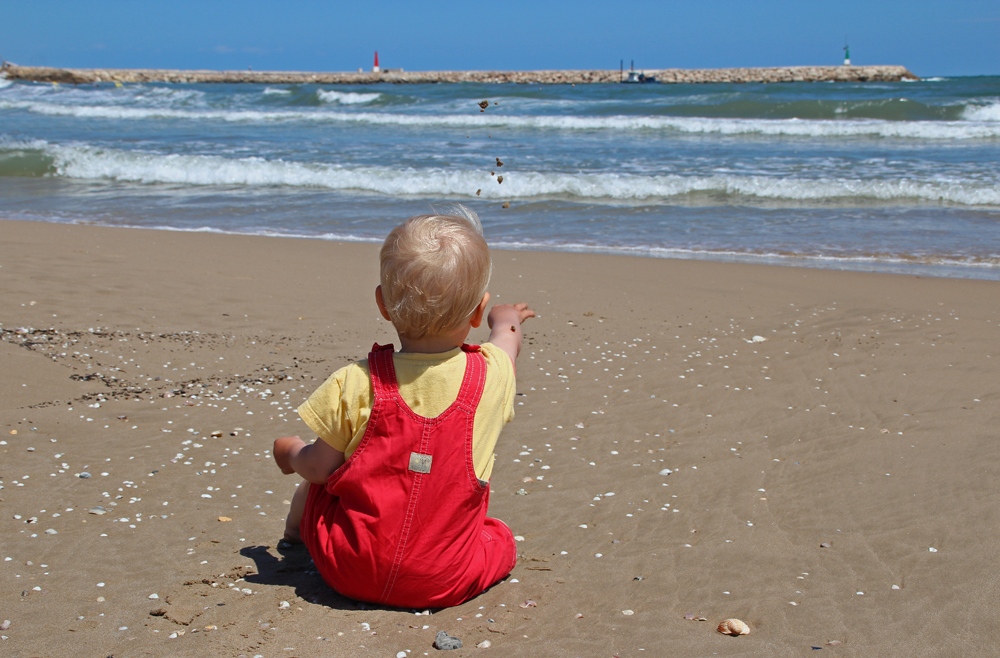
[1,63,918,85]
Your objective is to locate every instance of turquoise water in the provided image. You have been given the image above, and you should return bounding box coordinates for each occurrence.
[1,75,998,278]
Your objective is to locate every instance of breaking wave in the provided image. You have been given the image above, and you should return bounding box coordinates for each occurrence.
[2,98,998,140]
[4,140,997,207]
[316,89,382,104]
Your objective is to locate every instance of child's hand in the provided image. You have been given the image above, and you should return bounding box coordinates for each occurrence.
[487,303,535,365]
[487,302,536,329]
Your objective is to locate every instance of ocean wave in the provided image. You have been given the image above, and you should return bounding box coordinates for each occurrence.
[964,102,1000,122]
[3,97,999,139]
[9,141,996,207]
[316,89,382,105]
[263,87,292,95]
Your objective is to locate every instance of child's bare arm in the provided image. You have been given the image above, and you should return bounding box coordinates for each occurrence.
[273,435,345,484]
[487,303,535,365]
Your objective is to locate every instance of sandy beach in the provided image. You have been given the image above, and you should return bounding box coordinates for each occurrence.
[2,219,998,657]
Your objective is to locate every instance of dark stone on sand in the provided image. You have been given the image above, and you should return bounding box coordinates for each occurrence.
[434,630,463,650]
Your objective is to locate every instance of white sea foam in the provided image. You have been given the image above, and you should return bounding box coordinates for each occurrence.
[40,142,1000,207]
[263,87,292,95]
[0,79,12,90]
[963,103,1000,122]
[316,90,381,105]
[5,98,1000,139]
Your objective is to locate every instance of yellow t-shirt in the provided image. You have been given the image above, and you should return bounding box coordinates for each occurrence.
[298,342,515,481]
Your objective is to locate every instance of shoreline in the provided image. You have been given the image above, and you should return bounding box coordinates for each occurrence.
[4,217,995,281]
[1,62,920,85]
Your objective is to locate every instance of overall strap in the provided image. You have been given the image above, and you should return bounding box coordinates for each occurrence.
[454,344,487,412]
[368,343,399,401]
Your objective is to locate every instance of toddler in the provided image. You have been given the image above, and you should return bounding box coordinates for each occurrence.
[273,207,534,608]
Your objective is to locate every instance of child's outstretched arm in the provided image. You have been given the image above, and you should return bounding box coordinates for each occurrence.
[487,302,535,366]
[273,435,345,484]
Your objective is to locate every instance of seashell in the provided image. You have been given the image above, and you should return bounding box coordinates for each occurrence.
[519,599,537,608]
[717,618,750,636]
[826,640,842,646]
[751,335,766,342]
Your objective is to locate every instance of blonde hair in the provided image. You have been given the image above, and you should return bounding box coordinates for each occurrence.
[379,206,492,339]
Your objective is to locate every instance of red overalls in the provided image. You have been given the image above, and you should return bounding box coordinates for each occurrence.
[300,343,517,608]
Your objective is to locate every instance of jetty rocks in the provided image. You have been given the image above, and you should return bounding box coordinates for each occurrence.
[1,63,918,85]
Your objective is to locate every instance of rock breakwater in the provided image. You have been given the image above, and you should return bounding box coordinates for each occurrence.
[1,63,918,85]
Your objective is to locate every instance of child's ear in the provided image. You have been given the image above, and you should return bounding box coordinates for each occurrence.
[375,286,393,322]
[469,292,490,328]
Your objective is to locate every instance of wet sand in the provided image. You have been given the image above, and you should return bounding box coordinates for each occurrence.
[1,219,998,657]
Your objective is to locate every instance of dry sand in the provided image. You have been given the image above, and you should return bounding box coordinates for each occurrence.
[1,219,998,657]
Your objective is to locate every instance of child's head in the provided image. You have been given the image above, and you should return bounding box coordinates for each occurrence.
[379,206,491,339]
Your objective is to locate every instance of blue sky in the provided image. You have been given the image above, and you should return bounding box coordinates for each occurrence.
[3,1,997,77]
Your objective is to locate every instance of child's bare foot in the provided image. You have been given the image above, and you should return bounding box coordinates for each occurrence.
[273,436,303,474]
[282,527,303,545]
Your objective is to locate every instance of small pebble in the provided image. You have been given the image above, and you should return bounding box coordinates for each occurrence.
[0,620,10,631]
[148,593,159,600]
[278,601,290,609]
[78,472,92,479]
[622,609,634,616]
[476,640,492,648]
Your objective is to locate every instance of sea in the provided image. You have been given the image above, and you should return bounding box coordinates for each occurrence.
[1,74,998,279]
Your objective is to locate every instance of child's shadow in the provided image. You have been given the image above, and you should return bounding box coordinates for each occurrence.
[238,543,407,612]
